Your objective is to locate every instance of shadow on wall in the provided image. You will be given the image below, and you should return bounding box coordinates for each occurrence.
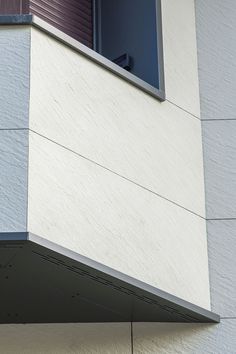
[0,323,131,354]
[0,322,234,354]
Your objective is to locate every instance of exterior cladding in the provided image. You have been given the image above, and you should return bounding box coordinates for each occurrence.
[29,0,93,48]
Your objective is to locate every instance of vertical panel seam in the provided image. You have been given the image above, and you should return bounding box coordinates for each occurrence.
[131,322,134,354]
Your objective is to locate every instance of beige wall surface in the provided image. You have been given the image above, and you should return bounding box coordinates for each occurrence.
[0,324,131,354]
[27,0,210,309]
[1,321,235,354]
[161,0,200,117]
[29,25,204,218]
[27,131,210,309]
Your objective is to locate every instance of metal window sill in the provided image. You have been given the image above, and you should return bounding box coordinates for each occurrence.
[0,14,166,101]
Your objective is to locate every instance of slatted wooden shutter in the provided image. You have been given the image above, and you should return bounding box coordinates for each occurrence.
[0,0,29,14]
[29,0,93,48]
[0,1,93,48]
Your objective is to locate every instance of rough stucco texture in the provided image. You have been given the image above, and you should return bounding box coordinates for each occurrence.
[196,0,236,354]
[207,220,236,317]
[0,130,28,232]
[196,0,236,120]
[202,120,236,219]
[0,26,30,129]
[133,321,236,354]
[162,0,200,117]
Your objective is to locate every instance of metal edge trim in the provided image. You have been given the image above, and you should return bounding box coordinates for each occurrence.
[31,15,166,101]
[0,11,166,100]
[0,14,32,25]
[28,232,220,323]
[156,0,165,95]
[0,232,29,241]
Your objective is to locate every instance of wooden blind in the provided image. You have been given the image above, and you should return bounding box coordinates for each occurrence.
[0,0,93,48]
[29,0,93,48]
[0,0,29,14]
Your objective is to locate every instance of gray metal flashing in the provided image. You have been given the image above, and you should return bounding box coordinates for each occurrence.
[0,231,220,323]
[0,14,32,25]
[156,0,165,95]
[31,15,166,101]
[0,232,28,241]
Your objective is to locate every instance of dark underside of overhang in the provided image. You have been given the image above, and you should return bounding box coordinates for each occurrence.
[0,233,220,324]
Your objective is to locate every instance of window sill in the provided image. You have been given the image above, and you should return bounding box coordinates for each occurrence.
[0,14,166,102]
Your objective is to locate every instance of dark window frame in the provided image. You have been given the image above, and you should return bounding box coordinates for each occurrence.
[92,0,165,97]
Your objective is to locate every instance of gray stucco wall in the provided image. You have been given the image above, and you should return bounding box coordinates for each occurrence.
[0,27,30,232]
[196,0,236,352]
[0,26,30,129]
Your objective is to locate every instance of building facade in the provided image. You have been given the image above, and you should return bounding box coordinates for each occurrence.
[0,0,235,352]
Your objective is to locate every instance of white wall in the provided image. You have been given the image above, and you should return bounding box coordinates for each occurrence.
[28,131,210,308]
[127,0,236,352]
[0,0,222,353]
[29,28,205,217]
[161,0,200,117]
[27,0,210,309]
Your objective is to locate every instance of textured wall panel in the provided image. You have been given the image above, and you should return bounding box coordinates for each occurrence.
[27,131,210,309]
[207,220,236,317]
[196,1,236,353]
[0,130,28,232]
[133,320,236,354]
[202,120,236,219]
[30,0,93,47]
[30,27,206,217]
[0,323,131,354]
[196,0,236,120]
[0,26,30,129]
[161,0,200,117]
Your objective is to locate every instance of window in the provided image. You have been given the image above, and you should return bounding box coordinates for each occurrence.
[94,0,162,89]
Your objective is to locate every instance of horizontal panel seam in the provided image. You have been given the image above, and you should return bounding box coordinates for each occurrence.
[207,218,236,221]
[203,119,236,122]
[166,99,201,122]
[29,128,205,221]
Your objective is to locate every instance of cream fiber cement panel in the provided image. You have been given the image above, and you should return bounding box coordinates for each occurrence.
[27,132,210,309]
[29,26,205,218]
[161,0,201,117]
